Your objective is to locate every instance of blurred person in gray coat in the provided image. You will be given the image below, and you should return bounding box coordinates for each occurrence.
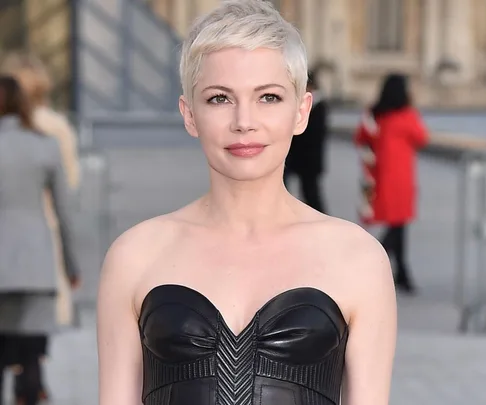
[0,76,80,405]
[1,50,82,404]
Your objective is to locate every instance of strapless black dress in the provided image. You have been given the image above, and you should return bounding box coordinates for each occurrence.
[139,285,348,405]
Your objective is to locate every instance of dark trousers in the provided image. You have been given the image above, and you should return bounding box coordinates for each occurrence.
[14,359,42,405]
[380,225,414,289]
[0,335,46,405]
[284,169,327,214]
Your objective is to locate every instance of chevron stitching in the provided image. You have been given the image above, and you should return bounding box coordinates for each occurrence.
[216,316,257,405]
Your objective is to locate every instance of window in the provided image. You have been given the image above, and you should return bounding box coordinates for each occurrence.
[367,0,404,51]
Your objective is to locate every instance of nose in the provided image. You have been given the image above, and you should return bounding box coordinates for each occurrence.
[230,101,257,134]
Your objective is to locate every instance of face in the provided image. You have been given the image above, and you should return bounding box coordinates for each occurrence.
[179,47,312,181]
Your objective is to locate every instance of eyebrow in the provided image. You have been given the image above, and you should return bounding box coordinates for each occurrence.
[202,84,286,93]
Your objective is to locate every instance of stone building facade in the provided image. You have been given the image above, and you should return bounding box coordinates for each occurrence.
[1,0,485,109]
[149,0,486,108]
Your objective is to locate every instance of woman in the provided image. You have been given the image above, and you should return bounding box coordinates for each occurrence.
[97,1,397,405]
[1,50,81,323]
[0,76,80,405]
[1,51,81,402]
[354,73,429,294]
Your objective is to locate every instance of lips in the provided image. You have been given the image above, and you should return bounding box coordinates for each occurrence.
[225,143,266,158]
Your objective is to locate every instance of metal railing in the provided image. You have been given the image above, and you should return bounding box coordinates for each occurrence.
[455,151,486,333]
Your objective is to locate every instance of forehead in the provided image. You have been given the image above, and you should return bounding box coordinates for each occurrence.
[196,48,291,90]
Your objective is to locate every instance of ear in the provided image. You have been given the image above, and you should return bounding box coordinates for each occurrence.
[293,91,313,135]
[179,95,199,138]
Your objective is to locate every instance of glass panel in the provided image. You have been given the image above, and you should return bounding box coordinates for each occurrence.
[367,0,404,51]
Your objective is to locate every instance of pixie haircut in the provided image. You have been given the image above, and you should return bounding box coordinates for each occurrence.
[180,0,308,105]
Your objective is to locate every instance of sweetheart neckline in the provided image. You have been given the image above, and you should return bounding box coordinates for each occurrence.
[139,284,348,337]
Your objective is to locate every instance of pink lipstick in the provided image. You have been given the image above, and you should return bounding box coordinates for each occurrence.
[225,143,266,157]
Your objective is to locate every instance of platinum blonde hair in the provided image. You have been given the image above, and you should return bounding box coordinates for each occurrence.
[180,0,308,105]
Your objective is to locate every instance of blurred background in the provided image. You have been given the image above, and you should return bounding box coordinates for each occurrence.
[0,0,485,404]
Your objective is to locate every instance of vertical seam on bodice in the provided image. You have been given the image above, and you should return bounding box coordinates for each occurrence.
[215,311,258,405]
[216,312,222,405]
[252,313,260,405]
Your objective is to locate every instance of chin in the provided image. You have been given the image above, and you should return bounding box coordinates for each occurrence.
[227,173,269,182]
[211,162,281,183]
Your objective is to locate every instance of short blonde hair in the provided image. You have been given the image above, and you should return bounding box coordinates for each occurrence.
[180,0,308,105]
[0,51,52,107]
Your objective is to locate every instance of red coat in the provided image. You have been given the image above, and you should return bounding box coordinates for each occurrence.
[354,107,428,226]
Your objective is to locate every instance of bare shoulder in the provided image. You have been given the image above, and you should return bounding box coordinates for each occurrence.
[313,216,395,317]
[315,215,388,267]
[98,213,181,312]
[102,212,182,271]
[325,216,388,266]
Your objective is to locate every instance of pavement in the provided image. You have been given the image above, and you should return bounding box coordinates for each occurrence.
[2,139,486,404]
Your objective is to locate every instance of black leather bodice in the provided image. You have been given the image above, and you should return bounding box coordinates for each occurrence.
[139,285,348,405]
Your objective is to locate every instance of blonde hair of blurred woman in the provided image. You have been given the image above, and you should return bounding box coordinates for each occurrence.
[1,51,80,326]
[0,51,80,187]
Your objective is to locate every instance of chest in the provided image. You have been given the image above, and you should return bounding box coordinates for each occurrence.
[139,283,348,405]
[135,234,337,332]
[150,234,327,284]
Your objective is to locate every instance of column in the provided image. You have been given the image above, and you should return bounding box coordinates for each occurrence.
[442,0,475,83]
[421,0,441,78]
[278,0,295,22]
[324,0,351,99]
[311,0,328,63]
[348,0,366,55]
[299,0,316,65]
[172,0,192,37]
[473,0,486,78]
[404,0,421,55]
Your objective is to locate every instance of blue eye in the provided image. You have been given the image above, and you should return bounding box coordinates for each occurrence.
[261,94,282,103]
[208,94,228,104]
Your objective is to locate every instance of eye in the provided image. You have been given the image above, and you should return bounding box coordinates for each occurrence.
[208,94,229,104]
[260,93,282,103]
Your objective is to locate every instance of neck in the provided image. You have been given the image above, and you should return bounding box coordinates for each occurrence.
[198,166,298,235]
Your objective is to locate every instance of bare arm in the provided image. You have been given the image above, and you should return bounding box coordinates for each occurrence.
[48,140,79,282]
[341,238,397,405]
[56,116,81,189]
[97,235,144,405]
[36,109,81,189]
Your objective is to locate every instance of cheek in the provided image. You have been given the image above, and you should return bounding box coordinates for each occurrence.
[265,109,298,137]
[193,111,228,144]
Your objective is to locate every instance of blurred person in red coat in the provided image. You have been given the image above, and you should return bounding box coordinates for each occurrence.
[354,73,429,294]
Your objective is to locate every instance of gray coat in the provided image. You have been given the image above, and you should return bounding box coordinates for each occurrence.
[0,116,79,293]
